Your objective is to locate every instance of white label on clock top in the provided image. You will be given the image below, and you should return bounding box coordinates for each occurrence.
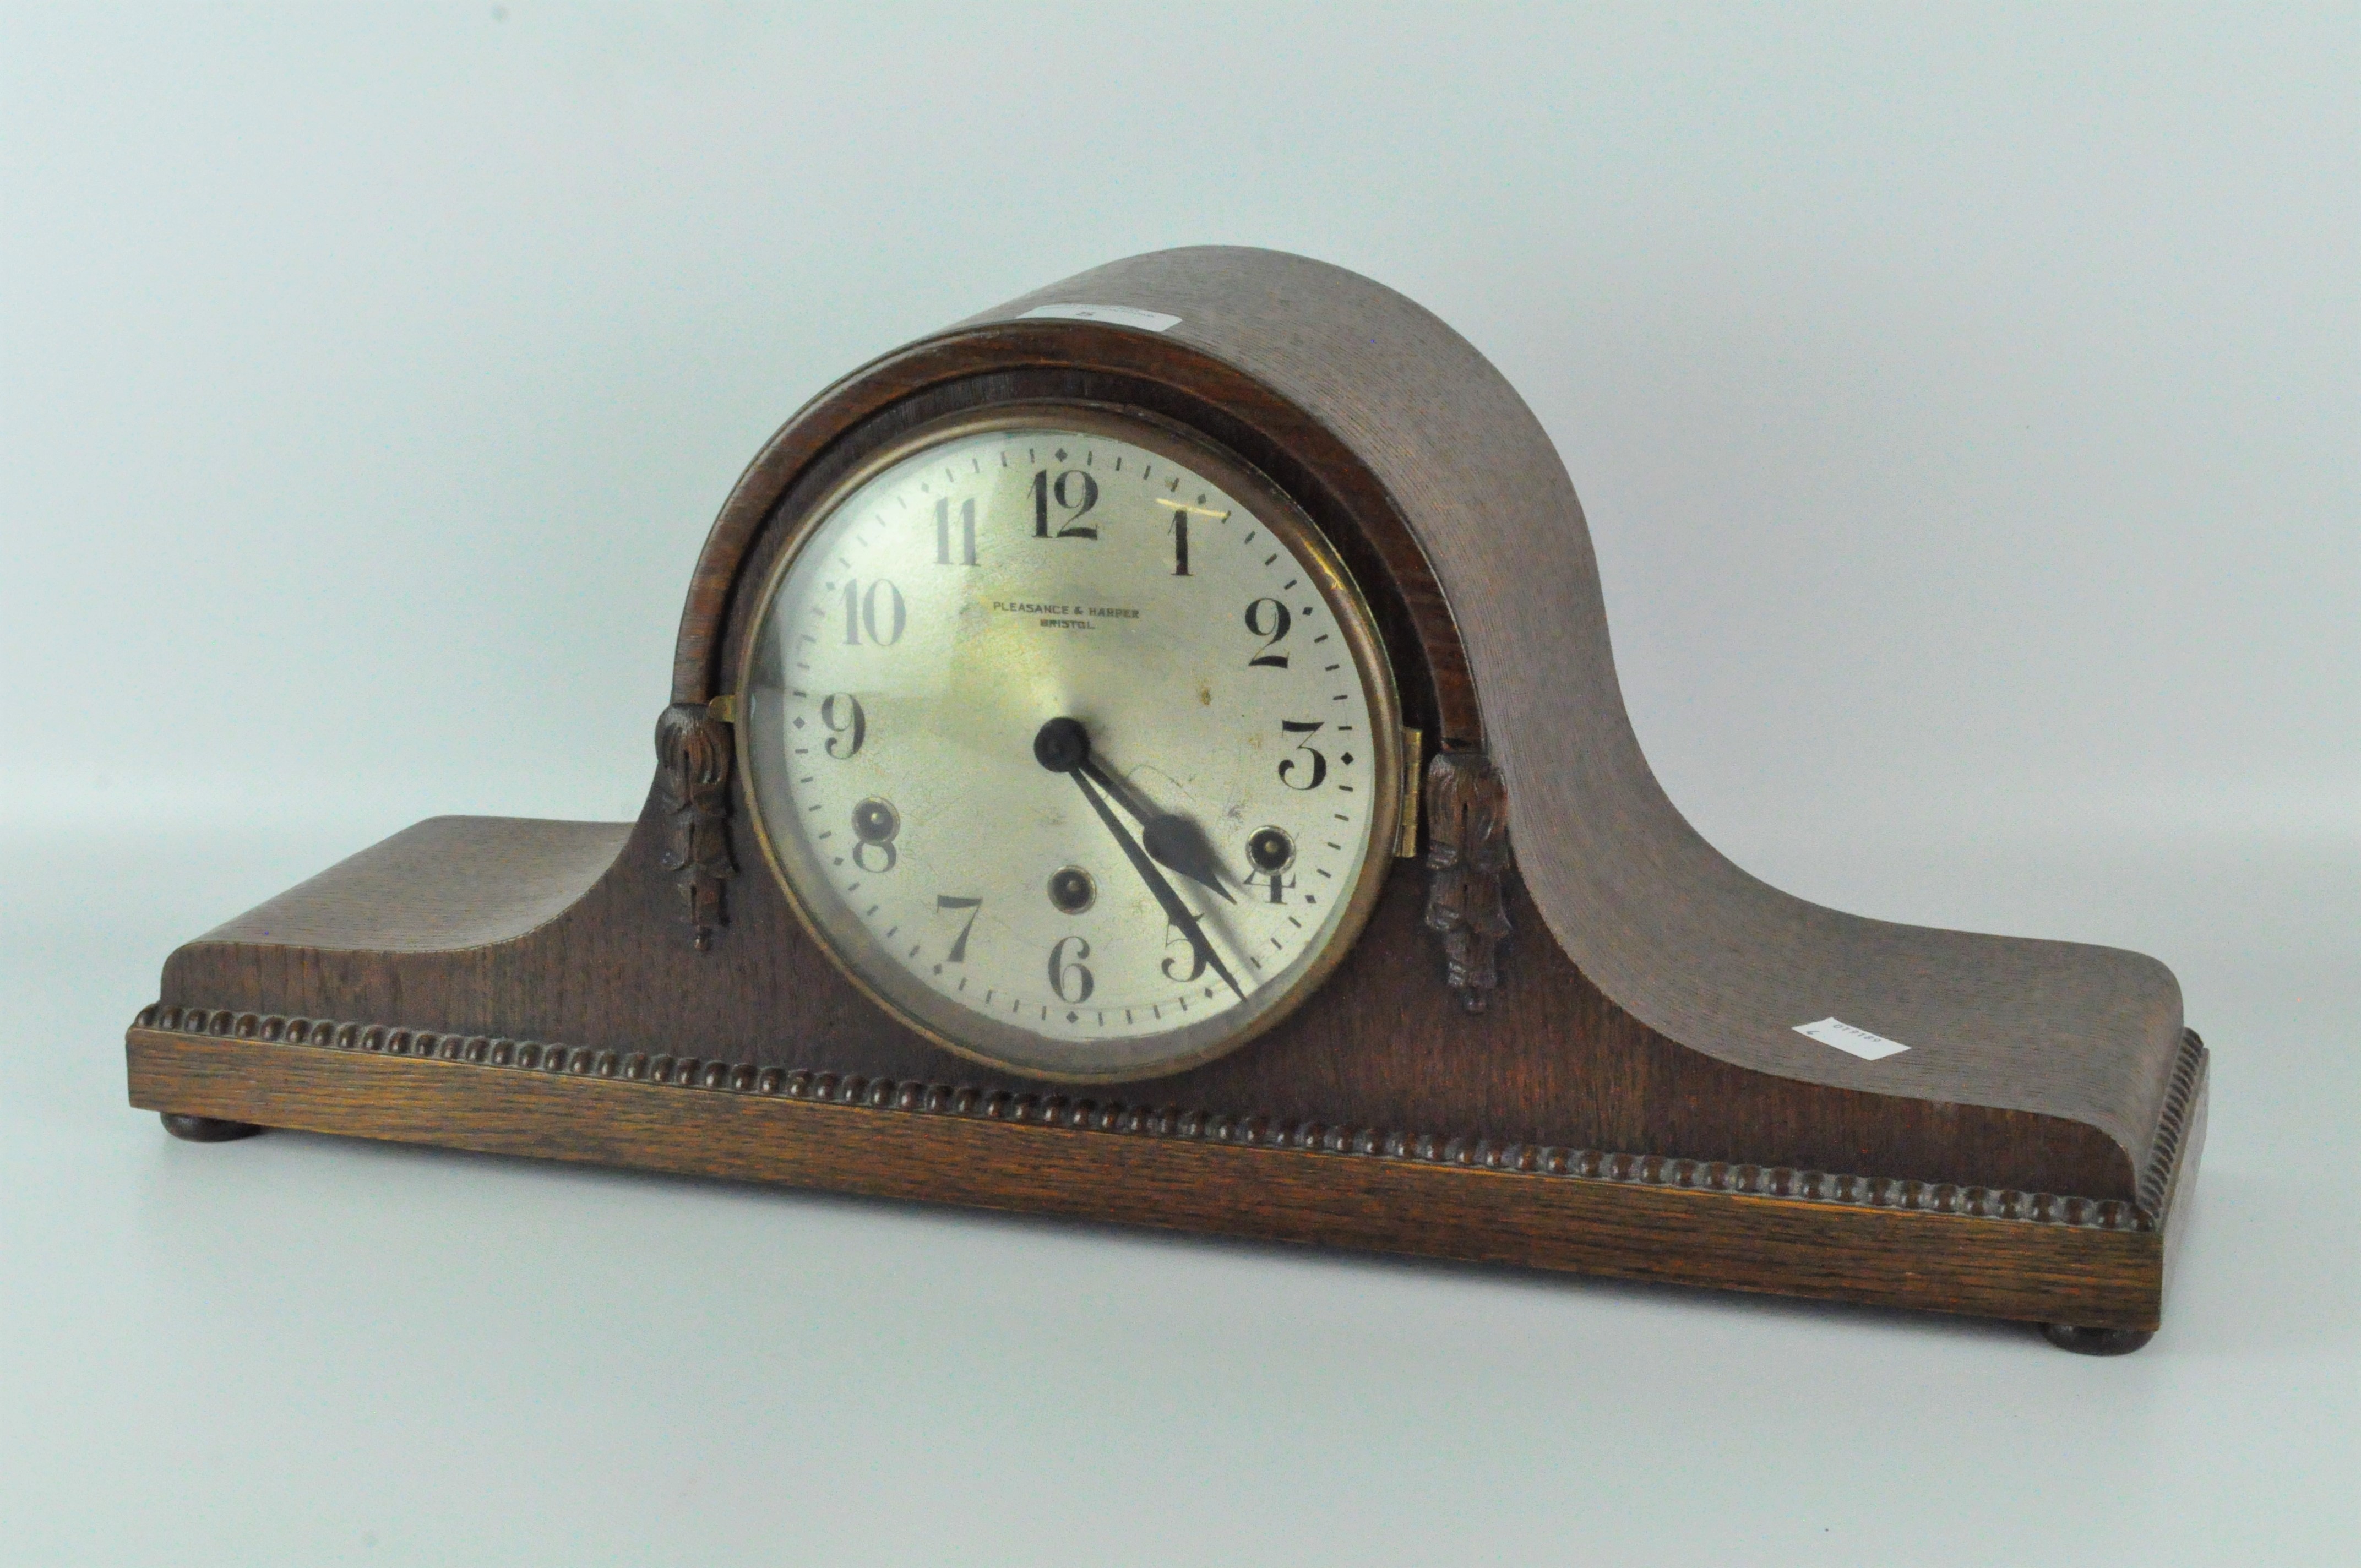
[1793,1017,1912,1060]
[1019,302,1182,333]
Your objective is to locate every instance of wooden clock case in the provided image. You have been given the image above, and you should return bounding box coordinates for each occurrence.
[128,247,2206,1352]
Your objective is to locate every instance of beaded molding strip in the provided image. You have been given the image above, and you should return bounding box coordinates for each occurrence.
[2136,1027,2207,1218]
[134,1004,2197,1235]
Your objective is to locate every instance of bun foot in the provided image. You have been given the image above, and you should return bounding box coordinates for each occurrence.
[160,1112,265,1143]
[2042,1323,2153,1355]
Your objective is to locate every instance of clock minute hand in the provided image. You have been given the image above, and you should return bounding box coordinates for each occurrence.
[1035,718,1247,1004]
[1070,770,1247,1005]
[1075,755,1238,904]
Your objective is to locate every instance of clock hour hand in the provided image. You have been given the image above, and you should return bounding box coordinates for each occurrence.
[1073,771,1248,1005]
[1036,718,1247,1004]
[1075,756,1238,905]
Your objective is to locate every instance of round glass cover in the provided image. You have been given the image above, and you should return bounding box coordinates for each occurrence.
[737,407,1401,1081]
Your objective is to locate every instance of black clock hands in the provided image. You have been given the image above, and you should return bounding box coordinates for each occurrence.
[1035,718,1247,1004]
[1030,715,1238,904]
[1076,757,1238,905]
[1075,772,1249,1005]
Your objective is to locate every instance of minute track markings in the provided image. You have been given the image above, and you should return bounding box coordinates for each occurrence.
[752,421,1387,1070]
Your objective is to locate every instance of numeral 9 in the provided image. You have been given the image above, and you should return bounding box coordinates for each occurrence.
[820,694,865,759]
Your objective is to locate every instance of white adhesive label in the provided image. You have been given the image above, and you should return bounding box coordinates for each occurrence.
[1793,1017,1911,1061]
[1019,302,1182,333]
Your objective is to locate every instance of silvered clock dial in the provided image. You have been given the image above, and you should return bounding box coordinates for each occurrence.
[737,406,1403,1081]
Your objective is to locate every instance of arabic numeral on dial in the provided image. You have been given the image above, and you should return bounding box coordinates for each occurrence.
[1160,922,1208,981]
[1278,720,1328,790]
[1048,935,1095,1003]
[841,579,906,646]
[1247,867,1296,905]
[934,497,977,566]
[851,797,899,872]
[1244,598,1291,668]
[1032,469,1100,540]
[820,694,865,759]
[934,895,982,962]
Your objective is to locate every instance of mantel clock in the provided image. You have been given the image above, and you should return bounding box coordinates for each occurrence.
[128,248,2206,1354]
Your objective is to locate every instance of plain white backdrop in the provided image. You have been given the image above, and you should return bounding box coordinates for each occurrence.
[3,6,2354,1563]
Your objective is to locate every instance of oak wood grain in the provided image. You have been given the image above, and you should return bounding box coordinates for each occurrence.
[127,1027,2182,1331]
[947,251,2191,1170]
[160,811,2166,1199]
[131,246,2210,1333]
[656,248,2193,1195]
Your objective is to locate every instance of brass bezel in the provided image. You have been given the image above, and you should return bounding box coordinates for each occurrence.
[731,401,1405,1084]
